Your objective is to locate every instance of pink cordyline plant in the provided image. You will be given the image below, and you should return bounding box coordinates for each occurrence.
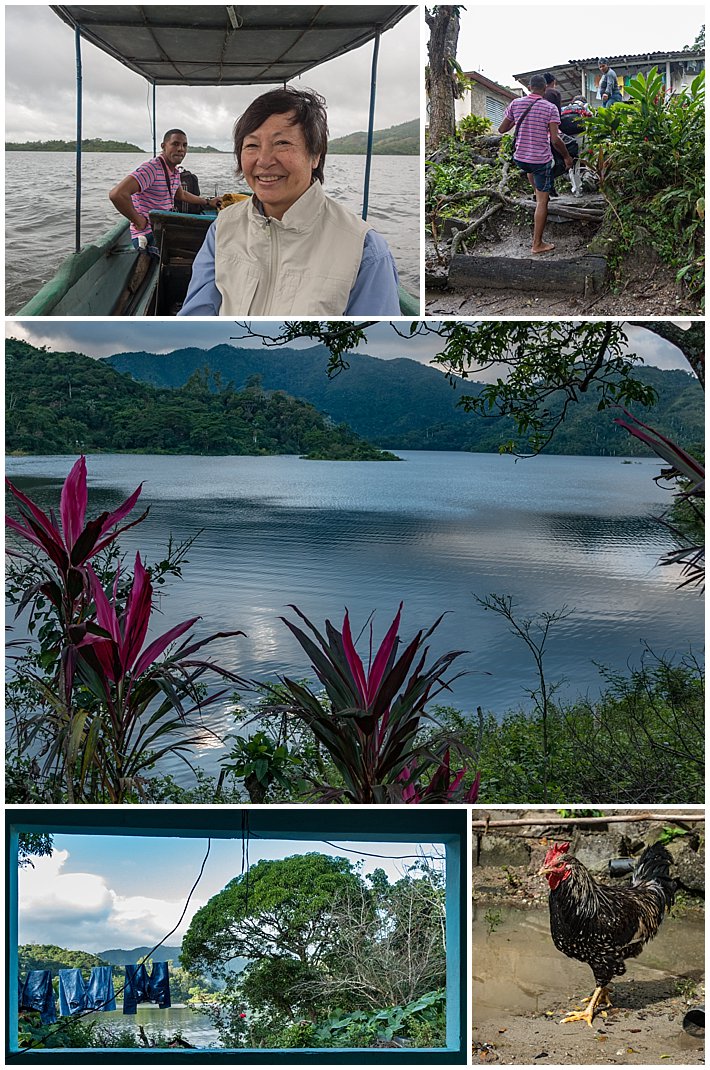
[614,409,705,590]
[6,455,146,575]
[67,556,246,803]
[6,456,246,802]
[272,603,480,803]
[79,554,199,683]
[399,752,481,803]
[6,455,147,622]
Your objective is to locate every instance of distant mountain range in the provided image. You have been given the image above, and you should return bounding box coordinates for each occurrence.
[102,344,703,457]
[329,119,419,155]
[7,121,418,156]
[98,946,183,965]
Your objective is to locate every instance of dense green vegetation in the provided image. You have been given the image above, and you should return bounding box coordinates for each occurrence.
[440,650,704,804]
[182,853,447,1048]
[584,68,705,306]
[19,945,109,974]
[6,340,396,461]
[18,1015,179,1051]
[103,342,703,456]
[6,138,144,152]
[6,139,226,153]
[329,118,419,155]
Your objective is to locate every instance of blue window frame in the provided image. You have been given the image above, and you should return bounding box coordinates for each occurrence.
[7,807,468,1064]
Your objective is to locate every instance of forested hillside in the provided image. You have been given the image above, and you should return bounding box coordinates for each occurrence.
[328,118,419,154]
[20,945,109,974]
[6,340,396,461]
[103,345,703,456]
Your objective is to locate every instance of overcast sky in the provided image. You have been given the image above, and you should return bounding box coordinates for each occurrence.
[5,319,695,372]
[457,1,704,88]
[5,5,420,148]
[19,835,442,953]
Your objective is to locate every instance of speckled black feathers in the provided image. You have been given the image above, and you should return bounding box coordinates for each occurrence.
[547,843,675,988]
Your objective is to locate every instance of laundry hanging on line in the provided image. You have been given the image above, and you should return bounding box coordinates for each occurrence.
[20,961,169,1020]
[18,971,57,1024]
[123,962,171,1015]
[58,966,116,1016]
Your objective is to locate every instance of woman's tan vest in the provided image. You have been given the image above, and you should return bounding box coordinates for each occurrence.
[214,181,371,316]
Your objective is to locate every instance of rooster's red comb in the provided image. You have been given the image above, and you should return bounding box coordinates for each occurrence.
[542,841,570,866]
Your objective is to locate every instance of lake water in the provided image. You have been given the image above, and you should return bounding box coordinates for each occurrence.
[5,152,419,312]
[6,452,703,779]
[85,1004,220,1048]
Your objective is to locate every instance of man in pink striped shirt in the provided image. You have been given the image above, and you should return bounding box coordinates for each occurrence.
[109,130,221,255]
[499,74,573,254]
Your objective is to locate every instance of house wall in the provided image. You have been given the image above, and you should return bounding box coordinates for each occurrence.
[456,83,514,125]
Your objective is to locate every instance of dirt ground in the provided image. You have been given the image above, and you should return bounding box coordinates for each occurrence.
[473,983,705,1066]
[425,229,700,318]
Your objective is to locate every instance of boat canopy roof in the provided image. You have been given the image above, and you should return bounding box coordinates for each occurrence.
[51,4,414,85]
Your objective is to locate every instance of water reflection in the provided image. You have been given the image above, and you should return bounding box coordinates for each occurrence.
[6,452,703,780]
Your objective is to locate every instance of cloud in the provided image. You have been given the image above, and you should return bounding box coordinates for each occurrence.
[6,7,420,147]
[19,850,204,954]
[6,320,695,373]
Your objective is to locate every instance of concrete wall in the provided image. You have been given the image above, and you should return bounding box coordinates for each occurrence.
[471,810,705,894]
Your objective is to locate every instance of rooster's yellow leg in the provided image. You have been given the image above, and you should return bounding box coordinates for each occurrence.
[561,986,610,1027]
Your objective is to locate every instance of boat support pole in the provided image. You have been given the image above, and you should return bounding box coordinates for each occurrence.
[74,26,83,252]
[152,82,157,158]
[362,26,381,220]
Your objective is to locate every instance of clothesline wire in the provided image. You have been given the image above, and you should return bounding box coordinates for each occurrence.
[321,841,445,862]
[239,828,445,863]
[12,838,213,1059]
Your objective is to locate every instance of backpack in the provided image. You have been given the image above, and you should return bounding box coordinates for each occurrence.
[552,137,579,178]
[177,168,203,214]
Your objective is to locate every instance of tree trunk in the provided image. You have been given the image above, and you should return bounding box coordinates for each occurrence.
[245,771,268,803]
[426,6,462,150]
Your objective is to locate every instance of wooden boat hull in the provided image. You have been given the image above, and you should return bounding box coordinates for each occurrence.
[17,211,419,316]
[16,220,159,316]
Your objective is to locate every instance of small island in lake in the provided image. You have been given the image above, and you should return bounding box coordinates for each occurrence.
[5,339,399,462]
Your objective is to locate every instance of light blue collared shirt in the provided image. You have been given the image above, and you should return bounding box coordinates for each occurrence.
[178,223,400,316]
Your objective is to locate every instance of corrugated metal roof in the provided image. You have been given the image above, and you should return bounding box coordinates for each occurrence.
[514,50,703,98]
[51,5,415,86]
[567,50,703,65]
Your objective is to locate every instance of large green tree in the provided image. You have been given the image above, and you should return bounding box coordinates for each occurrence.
[182,853,448,1043]
[181,853,364,978]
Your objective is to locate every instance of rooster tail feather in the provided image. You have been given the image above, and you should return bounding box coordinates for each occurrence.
[632,842,675,910]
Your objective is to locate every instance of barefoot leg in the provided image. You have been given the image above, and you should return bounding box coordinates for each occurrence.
[531,190,554,254]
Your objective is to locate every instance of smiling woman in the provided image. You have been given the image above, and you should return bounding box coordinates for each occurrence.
[8,4,420,317]
[180,87,401,317]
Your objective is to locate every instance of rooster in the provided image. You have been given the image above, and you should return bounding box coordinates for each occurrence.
[539,840,675,1027]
